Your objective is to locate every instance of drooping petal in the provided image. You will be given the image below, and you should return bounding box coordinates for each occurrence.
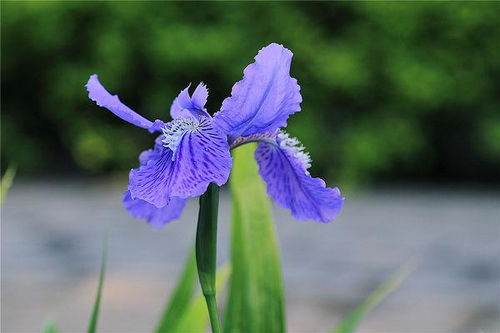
[255,132,344,223]
[170,83,210,119]
[86,74,161,132]
[129,117,232,207]
[138,148,156,166]
[123,191,186,228]
[137,146,158,167]
[214,43,302,141]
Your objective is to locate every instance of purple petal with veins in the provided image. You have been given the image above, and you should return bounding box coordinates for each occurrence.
[129,117,232,207]
[170,83,210,119]
[214,43,302,141]
[86,74,163,133]
[255,131,344,223]
[123,191,187,228]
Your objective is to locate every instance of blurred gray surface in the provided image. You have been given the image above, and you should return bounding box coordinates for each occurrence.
[1,180,499,333]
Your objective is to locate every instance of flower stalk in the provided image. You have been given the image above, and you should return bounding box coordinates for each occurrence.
[195,183,222,333]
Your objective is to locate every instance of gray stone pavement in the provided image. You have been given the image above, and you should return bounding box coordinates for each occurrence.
[1,179,499,332]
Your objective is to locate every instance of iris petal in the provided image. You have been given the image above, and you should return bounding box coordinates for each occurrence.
[191,82,209,111]
[129,117,232,207]
[123,191,186,228]
[214,43,302,141]
[170,83,210,119]
[255,136,344,223]
[86,74,162,132]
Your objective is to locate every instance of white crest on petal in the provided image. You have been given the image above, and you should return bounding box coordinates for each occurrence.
[277,130,312,173]
[162,117,199,159]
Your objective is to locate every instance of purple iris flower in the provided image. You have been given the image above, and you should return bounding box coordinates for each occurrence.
[86,43,344,226]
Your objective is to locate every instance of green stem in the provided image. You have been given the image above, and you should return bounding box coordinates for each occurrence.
[205,294,221,333]
[195,183,222,333]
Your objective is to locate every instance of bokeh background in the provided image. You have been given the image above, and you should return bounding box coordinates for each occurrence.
[2,2,499,333]
[3,1,500,184]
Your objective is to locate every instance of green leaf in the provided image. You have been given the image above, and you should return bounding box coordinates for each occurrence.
[1,166,16,205]
[333,262,416,333]
[41,319,58,333]
[224,143,285,333]
[175,264,231,332]
[87,239,108,333]
[155,248,231,333]
[155,249,197,333]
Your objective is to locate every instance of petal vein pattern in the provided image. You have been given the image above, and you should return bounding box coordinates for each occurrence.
[129,117,232,207]
[214,43,302,140]
[255,138,344,223]
[123,191,187,228]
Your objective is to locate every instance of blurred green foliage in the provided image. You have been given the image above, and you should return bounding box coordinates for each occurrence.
[2,2,499,185]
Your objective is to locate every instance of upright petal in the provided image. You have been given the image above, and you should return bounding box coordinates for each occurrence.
[170,83,210,119]
[86,74,160,132]
[214,43,302,141]
[170,84,193,119]
[129,117,232,207]
[123,191,187,228]
[191,82,209,111]
[255,132,344,223]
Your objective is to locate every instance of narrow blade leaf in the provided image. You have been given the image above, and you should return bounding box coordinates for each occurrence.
[87,239,108,333]
[175,264,231,332]
[1,166,16,205]
[225,143,285,332]
[333,262,416,333]
[155,249,197,333]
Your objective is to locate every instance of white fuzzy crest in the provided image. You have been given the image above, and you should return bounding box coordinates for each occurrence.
[278,130,312,172]
[161,118,199,158]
